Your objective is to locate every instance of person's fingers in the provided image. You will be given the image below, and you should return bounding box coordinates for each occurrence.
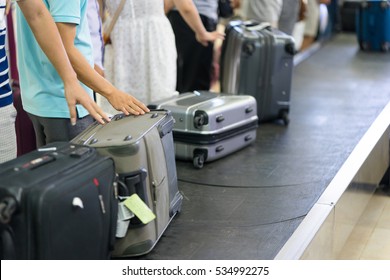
[120,107,130,116]
[91,112,106,125]
[136,100,150,113]
[127,104,140,115]
[92,103,110,123]
[217,32,225,40]
[82,102,105,125]
[68,104,78,126]
[132,102,149,114]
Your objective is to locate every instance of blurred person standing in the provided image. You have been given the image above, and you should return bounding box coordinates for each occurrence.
[245,0,283,28]
[168,0,223,93]
[301,0,331,50]
[279,0,301,35]
[16,0,148,147]
[102,0,223,117]
[0,0,16,163]
[1,0,113,161]
[87,0,104,77]
[102,0,178,114]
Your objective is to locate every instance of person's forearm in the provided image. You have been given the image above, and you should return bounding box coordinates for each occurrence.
[173,0,208,37]
[65,43,114,98]
[17,0,78,84]
[55,22,115,99]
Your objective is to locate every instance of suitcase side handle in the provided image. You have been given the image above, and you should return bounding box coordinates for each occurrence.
[0,197,17,224]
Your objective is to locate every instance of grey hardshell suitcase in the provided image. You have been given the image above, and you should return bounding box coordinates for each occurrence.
[150,91,258,169]
[220,20,295,125]
[71,110,183,257]
[0,142,117,259]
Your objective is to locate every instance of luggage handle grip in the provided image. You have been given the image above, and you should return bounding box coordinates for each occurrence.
[216,145,224,153]
[245,107,254,114]
[244,21,272,32]
[216,115,225,123]
[17,155,56,171]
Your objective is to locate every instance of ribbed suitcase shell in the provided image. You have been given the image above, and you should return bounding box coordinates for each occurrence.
[0,142,117,259]
[71,110,183,257]
[220,20,295,125]
[357,0,390,51]
[150,91,258,169]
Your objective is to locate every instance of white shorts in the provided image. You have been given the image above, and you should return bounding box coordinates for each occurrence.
[0,104,17,163]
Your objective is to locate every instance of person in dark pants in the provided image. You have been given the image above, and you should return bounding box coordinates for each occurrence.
[168,0,222,93]
[279,0,301,36]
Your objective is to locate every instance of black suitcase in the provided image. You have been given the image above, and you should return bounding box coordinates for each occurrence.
[0,142,117,260]
[220,20,295,125]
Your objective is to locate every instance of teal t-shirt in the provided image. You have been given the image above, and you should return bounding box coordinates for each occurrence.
[16,0,93,118]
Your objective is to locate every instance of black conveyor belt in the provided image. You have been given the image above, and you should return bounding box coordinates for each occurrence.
[134,34,390,260]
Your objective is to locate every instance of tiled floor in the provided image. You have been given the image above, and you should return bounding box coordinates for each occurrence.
[337,186,390,260]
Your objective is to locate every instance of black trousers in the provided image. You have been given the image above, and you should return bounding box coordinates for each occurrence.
[168,11,217,93]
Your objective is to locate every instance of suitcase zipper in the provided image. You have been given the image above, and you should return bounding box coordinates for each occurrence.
[93,178,106,214]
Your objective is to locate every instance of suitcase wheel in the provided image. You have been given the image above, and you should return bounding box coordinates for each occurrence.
[0,197,17,224]
[193,153,205,169]
[194,111,208,128]
[243,42,255,56]
[382,42,390,52]
[280,110,290,126]
[360,41,369,51]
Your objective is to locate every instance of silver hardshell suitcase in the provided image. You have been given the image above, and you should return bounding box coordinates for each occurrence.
[71,110,183,257]
[149,91,258,169]
[220,20,295,125]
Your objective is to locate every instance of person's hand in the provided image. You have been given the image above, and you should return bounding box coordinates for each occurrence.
[64,80,111,125]
[195,31,225,47]
[105,89,150,116]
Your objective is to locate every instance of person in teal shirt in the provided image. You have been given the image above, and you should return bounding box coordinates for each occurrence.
[2,0,111,162]
[16,0,149,147]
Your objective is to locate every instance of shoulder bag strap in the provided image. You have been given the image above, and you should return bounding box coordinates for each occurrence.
[103,0,126,44]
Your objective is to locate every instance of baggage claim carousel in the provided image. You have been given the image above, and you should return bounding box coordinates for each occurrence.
[135,33,390,260]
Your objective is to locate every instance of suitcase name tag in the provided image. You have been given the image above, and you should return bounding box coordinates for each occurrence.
[116,193,157,238]
[123,193,156,224]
